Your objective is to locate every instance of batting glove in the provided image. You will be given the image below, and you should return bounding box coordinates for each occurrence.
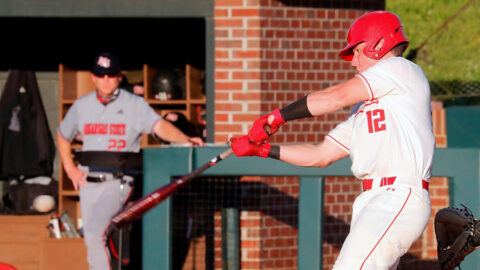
[248,109,285,143]
[230,136,271,158]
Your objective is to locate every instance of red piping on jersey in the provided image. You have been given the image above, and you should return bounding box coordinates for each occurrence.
[354,108,364,118]
[359,188,412,269]
[363,99,379,107]
[358,73,375,100]
[353,99,379,118]
[326,135,349,151]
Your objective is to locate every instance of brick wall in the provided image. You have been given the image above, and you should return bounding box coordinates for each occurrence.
[212,1,448,270]
[214,0,367,143]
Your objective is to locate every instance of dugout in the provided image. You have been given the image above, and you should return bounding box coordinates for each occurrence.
[0,1,215,269]
[0,0,215,142]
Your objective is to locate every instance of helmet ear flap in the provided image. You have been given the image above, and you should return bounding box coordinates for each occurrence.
[363,37,384,59]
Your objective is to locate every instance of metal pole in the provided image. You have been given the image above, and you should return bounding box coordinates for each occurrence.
[221,207,239,270]
[118,178,126,270]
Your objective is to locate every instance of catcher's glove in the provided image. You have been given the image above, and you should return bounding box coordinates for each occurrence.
[435,204,480,270]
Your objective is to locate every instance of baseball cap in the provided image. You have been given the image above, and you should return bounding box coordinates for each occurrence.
[91,52,121,75]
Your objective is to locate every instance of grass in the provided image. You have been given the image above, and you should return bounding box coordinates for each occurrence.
[386,0,480,82]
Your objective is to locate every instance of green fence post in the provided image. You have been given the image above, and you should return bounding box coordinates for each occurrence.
[298,177,324,270]
[222,207,240,270]
[142,147,192,270]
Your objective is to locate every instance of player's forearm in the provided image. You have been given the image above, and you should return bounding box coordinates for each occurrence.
[277,139,349,168]
[56,133,76,171]
[154,120,190,144]
[277,144,331,168]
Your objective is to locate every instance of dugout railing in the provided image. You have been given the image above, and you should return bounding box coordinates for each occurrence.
[142,146,480,270]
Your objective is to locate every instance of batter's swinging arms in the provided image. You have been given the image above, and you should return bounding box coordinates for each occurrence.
[230,11,435,269]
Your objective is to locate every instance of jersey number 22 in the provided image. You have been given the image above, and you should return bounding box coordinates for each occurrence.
[108,139,126,151]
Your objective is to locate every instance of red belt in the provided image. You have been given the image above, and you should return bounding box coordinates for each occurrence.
[362,177,429,191]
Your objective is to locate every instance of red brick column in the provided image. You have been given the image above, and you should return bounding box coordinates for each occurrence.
[214,0,262,142]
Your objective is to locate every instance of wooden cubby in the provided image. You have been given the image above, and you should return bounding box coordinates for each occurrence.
[58,63,206,229]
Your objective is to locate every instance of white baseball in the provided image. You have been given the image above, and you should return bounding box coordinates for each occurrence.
[32,195,56,213]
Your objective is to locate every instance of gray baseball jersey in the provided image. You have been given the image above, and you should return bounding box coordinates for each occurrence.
[59,88,161,269]
[59,88,161,152]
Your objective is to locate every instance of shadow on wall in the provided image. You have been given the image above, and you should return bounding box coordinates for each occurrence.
[276,0,384,9]
[171,177,440,269]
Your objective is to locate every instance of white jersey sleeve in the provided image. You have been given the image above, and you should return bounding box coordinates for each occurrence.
[326,114,354,154]
[357,57,407,100]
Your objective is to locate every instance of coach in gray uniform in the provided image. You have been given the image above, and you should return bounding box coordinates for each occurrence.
[57,52,204,270]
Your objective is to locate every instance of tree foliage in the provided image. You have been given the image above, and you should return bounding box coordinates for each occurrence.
[386,0,480,82]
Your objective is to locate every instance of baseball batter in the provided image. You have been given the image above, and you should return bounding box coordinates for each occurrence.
[230,11,434,269]
[57,52,204,270]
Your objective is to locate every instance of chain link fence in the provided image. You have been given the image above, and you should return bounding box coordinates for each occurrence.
[430,81,480,106]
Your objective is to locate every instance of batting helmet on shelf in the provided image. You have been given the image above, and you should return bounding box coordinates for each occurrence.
[339,11,409,61]
[152,69,185,100]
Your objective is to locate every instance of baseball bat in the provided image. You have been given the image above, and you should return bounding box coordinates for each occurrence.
[111,148,233,228]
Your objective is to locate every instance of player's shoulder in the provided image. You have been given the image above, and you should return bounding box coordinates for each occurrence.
[376,57,412,69]
[74,90,97,104]
[383,57,424,71]
[372,57,424,77]
[118,88,149,104]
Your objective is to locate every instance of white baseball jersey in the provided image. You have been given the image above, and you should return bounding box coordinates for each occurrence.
[327,57,435,269]
[59,88,161,152]
[326,57,435,180]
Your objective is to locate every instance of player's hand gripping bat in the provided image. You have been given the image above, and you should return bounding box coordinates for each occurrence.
[110,148,233,228]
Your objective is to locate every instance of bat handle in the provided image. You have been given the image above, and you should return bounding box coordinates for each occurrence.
[219,148,233,160]
[264,125,272,136]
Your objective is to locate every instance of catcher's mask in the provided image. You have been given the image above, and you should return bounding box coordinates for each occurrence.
[339,11,409,61]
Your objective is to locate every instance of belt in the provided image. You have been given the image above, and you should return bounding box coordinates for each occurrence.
[362,176,429,192]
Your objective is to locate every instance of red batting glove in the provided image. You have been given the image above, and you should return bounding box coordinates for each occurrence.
[230,136,271,158]
[248,109,286,143]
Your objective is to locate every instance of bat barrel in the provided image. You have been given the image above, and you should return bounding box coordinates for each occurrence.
[111,182,182,227]
[110,148,233,228]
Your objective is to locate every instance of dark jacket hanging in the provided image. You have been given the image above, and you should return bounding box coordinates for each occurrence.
[0,70,55,178]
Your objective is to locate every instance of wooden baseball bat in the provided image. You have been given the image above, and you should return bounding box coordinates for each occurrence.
[111,148,233,228]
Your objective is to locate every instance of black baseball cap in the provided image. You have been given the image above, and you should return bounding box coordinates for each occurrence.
[91,52,121,75]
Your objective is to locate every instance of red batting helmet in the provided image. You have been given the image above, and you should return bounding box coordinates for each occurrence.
[339,11,409,61]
